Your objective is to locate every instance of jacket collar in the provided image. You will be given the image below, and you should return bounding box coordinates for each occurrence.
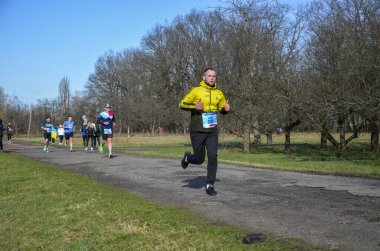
[199,80,217,89]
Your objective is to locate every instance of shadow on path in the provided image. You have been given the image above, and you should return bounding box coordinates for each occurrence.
[181,176,206,189]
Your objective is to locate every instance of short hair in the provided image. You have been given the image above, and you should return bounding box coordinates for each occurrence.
[203,67,216,76]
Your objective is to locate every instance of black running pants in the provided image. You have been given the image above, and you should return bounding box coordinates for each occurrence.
[188,129,218,185]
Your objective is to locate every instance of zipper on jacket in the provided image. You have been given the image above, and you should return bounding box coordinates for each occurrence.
[209,89,212,112]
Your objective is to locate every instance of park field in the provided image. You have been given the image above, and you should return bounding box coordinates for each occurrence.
[17,132,380,179]
[0,154,325,250]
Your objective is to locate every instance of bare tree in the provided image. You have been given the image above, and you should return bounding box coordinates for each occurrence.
[140,10,226,134]
[4,94,29,135]
[217,0,304,152]
[0,87,5,119]
[86,50,147,133]
[58,76,71,118]
[304,0,379,155]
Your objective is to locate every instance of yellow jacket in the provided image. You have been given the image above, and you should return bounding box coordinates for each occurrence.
[179,80,228,132]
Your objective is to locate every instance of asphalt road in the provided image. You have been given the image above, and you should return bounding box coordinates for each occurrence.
[5,140,380,251]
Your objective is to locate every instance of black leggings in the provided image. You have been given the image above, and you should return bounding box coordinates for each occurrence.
[83,136,89,147]
[93,136,100,147]
[187,129,219,185]
[7,134,12,141]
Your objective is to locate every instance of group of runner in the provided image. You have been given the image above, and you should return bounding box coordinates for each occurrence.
[0,120,14,152]
[80,116,101,151]
[40,68,230,196]
[41,103,116,158]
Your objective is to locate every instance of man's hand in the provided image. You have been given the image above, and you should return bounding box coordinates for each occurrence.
[224,100,231,112]
[195,99,204,111]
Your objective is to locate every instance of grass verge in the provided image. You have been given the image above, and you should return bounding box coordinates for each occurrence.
[0,154,324,250]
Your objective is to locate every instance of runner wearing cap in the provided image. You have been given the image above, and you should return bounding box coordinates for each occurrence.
[97,103,116,158]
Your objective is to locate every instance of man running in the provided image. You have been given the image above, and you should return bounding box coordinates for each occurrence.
[41,116,54,153]
[63,115,75,152]
[97,103,116,158]
[7,122,13,143]
[57,125,65,145]
[179,67,231,196]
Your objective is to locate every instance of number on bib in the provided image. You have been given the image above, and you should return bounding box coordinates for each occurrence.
[202,112,217,128]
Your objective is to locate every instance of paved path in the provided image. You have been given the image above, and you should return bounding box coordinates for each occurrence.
[5,141,380,251]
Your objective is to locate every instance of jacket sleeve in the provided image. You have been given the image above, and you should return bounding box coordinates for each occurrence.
[218,91,229,115]
[179,88,198,111]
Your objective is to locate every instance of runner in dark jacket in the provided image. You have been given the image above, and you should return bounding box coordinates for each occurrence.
[0,119,5,152]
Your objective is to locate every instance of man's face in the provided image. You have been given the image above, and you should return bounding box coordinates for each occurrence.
[202,70,216,86]
[68,117,72,122]
[47,118,51,122]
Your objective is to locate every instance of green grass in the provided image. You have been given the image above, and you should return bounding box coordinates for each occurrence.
[16,132,380,178]
[115,133,380,178]
[0,154,324,250]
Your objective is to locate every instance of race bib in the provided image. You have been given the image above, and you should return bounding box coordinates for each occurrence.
[202,112,217,128]
[104,128,112,134]
[46,128,51,133]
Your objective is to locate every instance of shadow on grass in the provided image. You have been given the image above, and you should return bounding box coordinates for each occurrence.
[219,141,380,162]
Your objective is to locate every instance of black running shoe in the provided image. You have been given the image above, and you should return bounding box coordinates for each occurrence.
[181,151,191,169]
[206,185,217,196]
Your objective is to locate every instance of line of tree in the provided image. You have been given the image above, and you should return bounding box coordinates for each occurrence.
[1,0,379,156]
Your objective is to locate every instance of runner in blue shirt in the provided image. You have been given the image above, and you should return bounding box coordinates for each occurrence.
[97,103,116,158]
[41,116,54,153]
[63,115,75,152]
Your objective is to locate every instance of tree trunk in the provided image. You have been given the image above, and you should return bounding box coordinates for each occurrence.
[151,121,155,135]
[371,131,379,152]
[253,121,260,144]
[27,106,32,137]
[337,117,346,157]
[266,132,272,145]
[254,133,261,144]
[325,131,339,147]
[338,129,346,156]
[369,116,379,152]
[118,118,125,135]
[284,128,291,154]
[243,123,251,152]
[283,119,301,154]
[320,124,328,149]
